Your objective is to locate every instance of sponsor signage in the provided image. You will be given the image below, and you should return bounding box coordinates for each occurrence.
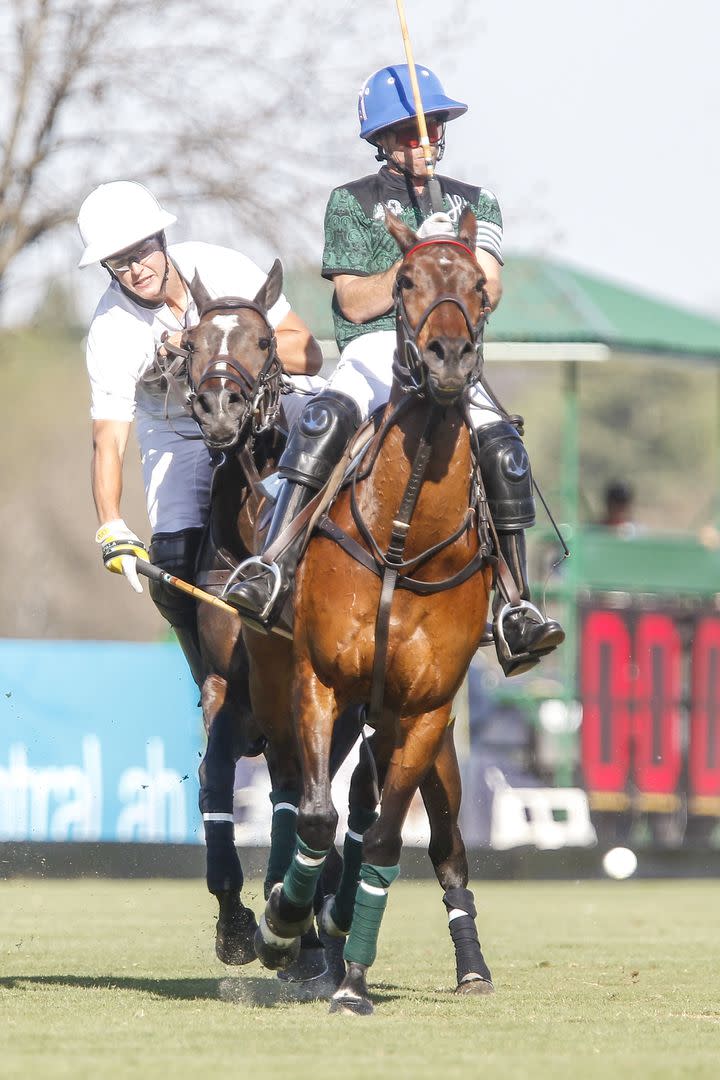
[0,641,203,843]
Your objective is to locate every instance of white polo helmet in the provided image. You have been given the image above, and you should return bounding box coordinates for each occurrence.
[77,181,177,268]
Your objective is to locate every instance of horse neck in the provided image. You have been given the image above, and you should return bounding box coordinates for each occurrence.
[358,390,474,549]
[208,450,256,559]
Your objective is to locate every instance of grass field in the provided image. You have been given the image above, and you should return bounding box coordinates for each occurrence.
[1,877,719,1079]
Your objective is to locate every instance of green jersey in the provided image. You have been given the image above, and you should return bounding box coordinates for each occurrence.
[322,166,503,352]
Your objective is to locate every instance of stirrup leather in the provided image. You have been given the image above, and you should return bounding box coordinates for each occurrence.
[223,556,283,625]
[494,599,545,677]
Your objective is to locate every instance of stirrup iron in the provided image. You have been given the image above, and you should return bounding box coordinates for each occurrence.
[223,556,283,625]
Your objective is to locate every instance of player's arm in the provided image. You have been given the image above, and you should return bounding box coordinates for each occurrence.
[332,264,402,325]
[275,311,323,375]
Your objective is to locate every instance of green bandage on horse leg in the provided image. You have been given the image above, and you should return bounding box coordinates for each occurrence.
[343,862,400,967]
[331,811,379,932]
[264,790,299,900]
[283,836,329,908]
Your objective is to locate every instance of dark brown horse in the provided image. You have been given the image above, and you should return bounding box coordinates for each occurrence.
[254,208,496,1013]
[180,264,321,972]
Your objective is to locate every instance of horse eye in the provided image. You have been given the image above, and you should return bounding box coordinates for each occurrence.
[398,274,413,290]
[258,337,270,350]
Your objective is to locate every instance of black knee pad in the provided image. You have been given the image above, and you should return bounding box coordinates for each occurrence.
[278,390,361,489]
[148,527,204,629]
[475,421,536,530]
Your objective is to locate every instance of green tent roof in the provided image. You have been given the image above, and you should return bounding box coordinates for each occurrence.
[487,256,720,362]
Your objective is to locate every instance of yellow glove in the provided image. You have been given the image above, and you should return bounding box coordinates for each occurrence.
[95,519,149,594]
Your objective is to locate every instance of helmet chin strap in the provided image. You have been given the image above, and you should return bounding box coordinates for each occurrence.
[103,232,170,311]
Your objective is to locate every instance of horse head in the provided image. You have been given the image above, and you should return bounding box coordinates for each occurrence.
[183,260,285,449]
[387,206,489,403]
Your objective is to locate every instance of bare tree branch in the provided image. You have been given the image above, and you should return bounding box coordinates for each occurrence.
[0,0,477,311]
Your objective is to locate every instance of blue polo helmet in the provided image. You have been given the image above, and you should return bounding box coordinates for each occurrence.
[358,64,467,143]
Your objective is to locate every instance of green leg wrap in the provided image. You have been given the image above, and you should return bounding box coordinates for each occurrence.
[331,809,379,932]
[283,836,329,909]
[264,790,299,900]
[343,862,400,968]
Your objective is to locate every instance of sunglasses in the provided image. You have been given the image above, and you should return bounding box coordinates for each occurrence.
[105,235,162,273]
[391,118,445,149]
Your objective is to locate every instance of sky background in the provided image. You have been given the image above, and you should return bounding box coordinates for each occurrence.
[5,0,720,324]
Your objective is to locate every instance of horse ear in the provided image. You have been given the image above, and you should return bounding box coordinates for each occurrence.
[385,210,417,254]
[187,271,212,313]
[254,258,284,312]
[457,206,478,251]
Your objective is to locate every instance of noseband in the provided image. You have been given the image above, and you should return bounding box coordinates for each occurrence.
[187,297,284,437]
[392,238,488,401]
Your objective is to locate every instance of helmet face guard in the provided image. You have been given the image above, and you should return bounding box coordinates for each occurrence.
[358,64,467,144]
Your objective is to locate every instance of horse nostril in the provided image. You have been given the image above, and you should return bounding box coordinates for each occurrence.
[427,339,445,360]
[195,392,212,414]
[227,392,241,406]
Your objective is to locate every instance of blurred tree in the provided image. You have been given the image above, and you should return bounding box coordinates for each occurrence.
[0,0,469,307]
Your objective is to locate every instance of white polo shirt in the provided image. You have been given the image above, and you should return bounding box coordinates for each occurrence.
[85,241,298,534]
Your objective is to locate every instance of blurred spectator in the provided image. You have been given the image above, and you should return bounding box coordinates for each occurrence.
[599,480,637,537]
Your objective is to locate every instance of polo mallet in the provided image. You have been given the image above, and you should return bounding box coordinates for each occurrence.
[136,559,293,639]
[394,0,444,212]
[135,559,238,615]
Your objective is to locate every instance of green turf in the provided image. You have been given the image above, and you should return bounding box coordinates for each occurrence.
[1,878,718,1079]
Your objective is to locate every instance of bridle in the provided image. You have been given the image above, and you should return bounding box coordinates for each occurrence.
[392,238,489,401]
[185,297,285,441]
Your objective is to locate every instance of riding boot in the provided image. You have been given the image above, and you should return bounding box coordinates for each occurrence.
[148,528,208,688]
[473,420,564,678]
[224,477,316,631]
[493,530,565,677]
[225,390,362,632]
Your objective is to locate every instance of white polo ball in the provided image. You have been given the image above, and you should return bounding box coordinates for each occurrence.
[602,846,638,880]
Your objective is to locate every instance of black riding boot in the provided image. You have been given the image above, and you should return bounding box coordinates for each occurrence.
[493,530,565,677]
[225,390,362,632]
[148,529,207,688]
[224,478,315,632]
[474,420,564,678]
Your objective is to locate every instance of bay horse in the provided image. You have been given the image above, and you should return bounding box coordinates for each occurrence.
[253,208,495,1014]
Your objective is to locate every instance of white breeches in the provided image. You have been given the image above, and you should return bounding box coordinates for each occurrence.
[137,374,325,534]
[325,330,500,427]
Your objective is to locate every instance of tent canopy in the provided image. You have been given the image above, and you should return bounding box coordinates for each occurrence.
[486,256,720,365]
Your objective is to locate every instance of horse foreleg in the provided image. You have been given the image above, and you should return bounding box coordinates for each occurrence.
[199,673,257,965]
[330,708,448,1016]
[322,729,388,936]
[421,724,494,995]
[255,668,339,971]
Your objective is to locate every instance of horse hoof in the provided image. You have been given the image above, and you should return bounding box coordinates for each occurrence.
[455,976,495,996]
[265,882,314,939]
[277,946,327,983]
[215,902,260,963]
[328,992,374,1016]
[253,918,301,971]
[214,895,258,966]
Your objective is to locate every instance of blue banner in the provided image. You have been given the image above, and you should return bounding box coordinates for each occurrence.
[0,640,203,843]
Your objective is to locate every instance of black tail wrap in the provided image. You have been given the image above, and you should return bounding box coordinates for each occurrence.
[474,420,536,531]
[278,390,361,490]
